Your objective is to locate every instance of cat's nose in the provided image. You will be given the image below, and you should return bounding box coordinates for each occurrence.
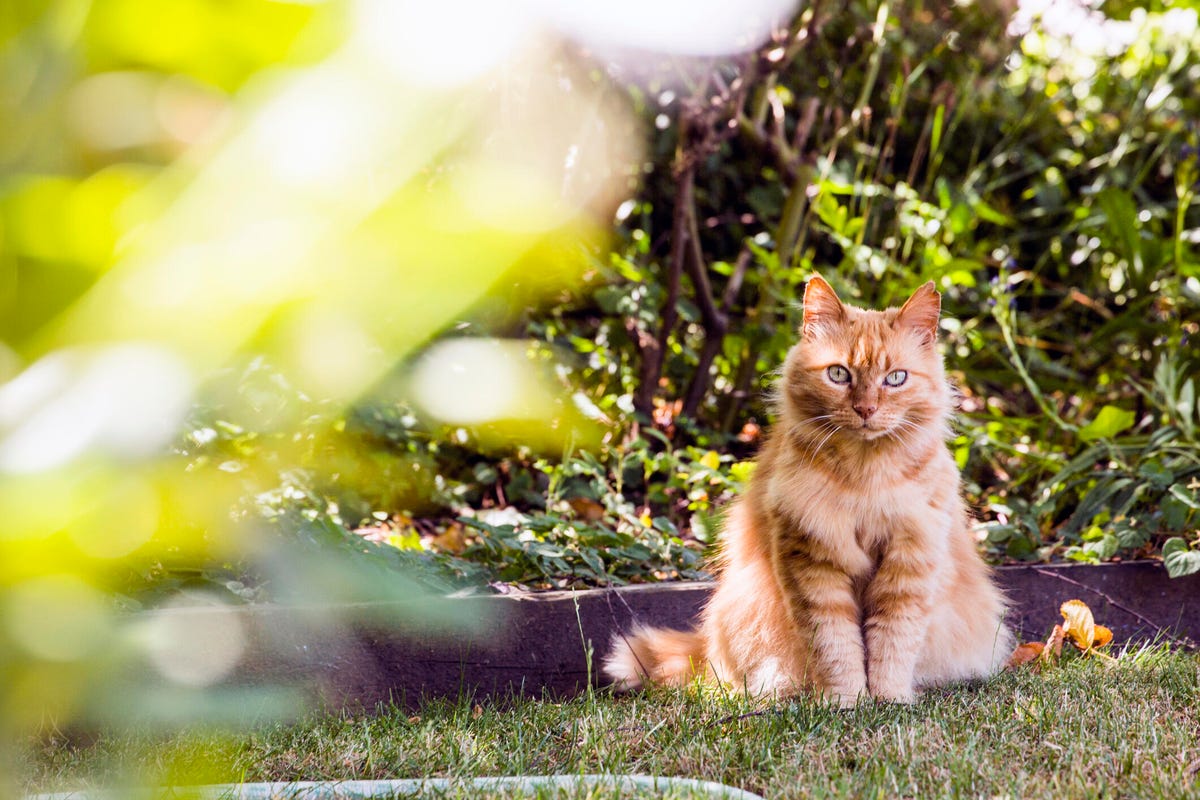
[853,404,877,420]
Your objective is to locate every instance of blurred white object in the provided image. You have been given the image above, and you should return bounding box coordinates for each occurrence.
[0,343,194,473]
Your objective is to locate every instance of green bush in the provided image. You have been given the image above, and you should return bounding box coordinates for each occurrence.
[168,0,1200,589]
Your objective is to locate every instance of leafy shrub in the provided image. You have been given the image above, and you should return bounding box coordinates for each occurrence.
[159,0,1200,594]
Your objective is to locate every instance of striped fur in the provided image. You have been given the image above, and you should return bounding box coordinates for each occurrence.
[603,277,1012,706]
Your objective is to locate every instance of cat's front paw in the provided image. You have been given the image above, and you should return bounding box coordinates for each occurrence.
[868,683,918,704]
[822,682,868,709]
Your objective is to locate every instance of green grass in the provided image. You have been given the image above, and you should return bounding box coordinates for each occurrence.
[21,646,1200,799]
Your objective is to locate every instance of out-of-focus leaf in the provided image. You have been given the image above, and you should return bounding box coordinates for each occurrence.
[1006,641,1044,668]
[428,521,467,554]
[1167,484,1200,510]
[567,498,606,522]
[1078,405,1136,442]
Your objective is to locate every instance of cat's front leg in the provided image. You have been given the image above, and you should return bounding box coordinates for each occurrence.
[863,521,939,703]
[771,530,868,707]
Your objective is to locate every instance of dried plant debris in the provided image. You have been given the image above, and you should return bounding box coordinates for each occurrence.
[1007,599,1117,670]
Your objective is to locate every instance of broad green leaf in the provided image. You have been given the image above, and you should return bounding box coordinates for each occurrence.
[1083,532,1119,560]
[1137,460,1174,488]
[1167,483,1200,510]
[1078,405,1136,442]
[652,516,679,535]
[1162,537,1200,578]
[729,461,757,484]
[1177,377,1195,422]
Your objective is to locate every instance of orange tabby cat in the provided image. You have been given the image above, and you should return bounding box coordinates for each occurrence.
[604,276,1011,705]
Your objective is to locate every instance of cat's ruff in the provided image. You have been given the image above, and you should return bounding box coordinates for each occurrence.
[603,276,1012,706]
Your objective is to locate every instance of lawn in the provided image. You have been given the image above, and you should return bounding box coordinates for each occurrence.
[22,645,1200,799]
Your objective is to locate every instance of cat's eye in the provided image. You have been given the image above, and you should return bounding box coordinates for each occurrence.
[884,369,908,387]
[827,365,852,385]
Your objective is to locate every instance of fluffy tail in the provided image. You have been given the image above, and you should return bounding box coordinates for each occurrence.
[602,625,706,690]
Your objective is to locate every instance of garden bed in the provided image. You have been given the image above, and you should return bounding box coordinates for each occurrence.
[127,562,1198,712]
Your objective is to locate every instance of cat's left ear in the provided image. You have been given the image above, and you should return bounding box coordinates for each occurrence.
[895,281,941,347]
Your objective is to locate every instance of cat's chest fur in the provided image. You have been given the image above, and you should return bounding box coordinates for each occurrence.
[766,443,954,578]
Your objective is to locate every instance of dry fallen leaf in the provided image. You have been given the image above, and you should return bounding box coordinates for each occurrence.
[1060,599,1096,651]
[1011,599,1117,673]
[1007,641,1045,668]
[1043,624,1065,663]
[1060,599,1113,652]
[567,497,606,522]
[428,521,467,554]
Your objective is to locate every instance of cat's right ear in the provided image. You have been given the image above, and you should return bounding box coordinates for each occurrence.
[802,275,846,339]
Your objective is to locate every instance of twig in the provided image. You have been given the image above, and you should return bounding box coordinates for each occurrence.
[792,97,820,156]
[682,246,751,419]
[635,162,694,418]
[685,201,727,335]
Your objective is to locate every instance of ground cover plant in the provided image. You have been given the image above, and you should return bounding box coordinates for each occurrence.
[21,646,1200,799]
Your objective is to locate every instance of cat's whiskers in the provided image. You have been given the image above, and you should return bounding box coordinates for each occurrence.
[804,421,841,469]
[884,417,930,455]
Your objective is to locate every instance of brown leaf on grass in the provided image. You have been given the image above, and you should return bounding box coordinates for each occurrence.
[1006,642,1045,668]
[1018,600,1117,674]
[1042,624,1065,664]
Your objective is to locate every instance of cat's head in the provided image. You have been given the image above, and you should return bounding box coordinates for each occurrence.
[782,275,952,445]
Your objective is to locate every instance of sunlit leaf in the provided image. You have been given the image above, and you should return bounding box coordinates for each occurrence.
[1167,484,1200,510]
[1078,405,1136,442]
[1060,599,1096,651]
[1059,599,1113,651]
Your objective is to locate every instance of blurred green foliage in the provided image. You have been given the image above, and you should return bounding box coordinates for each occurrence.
[3,0,1200,784]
